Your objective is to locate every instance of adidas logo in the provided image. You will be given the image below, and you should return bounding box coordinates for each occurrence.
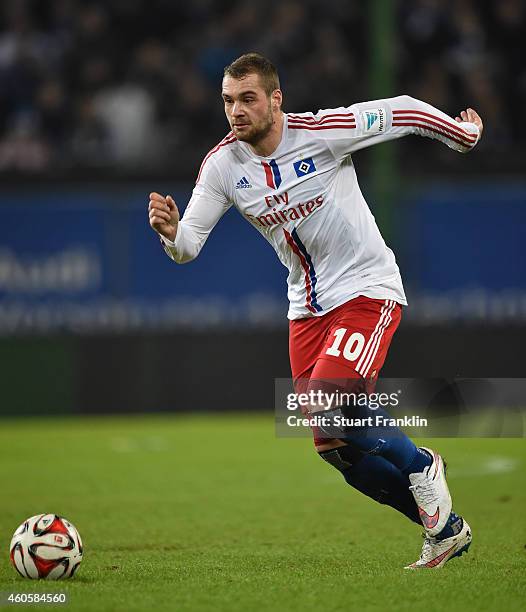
[235,176,252,189]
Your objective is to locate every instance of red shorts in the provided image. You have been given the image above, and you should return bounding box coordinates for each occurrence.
[289,296,402,445]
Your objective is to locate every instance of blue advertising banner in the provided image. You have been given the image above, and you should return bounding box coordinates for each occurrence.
[0,185,288,333]
[403,184,526,291]
[0,182,525,333]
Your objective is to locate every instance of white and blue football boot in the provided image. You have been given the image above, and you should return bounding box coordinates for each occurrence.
[405,518,472,569]
[408,447,452,536]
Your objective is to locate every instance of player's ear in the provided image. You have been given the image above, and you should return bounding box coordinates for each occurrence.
[271,89,282,111]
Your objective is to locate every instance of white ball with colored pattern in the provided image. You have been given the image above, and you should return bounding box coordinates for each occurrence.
[9,514,83,579]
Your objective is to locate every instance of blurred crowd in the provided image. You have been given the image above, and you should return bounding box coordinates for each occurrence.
[0,0,523,177]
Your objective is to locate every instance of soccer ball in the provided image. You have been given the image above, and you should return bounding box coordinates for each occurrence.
[9,514,83,579]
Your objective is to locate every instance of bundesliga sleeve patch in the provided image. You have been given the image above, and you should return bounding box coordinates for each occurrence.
[361,108,386,133]
[293,157,316,177]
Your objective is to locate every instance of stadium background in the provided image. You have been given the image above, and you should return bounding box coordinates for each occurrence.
[0,0,524,414]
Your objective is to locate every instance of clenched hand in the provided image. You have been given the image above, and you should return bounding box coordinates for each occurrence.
[148,192,180,243]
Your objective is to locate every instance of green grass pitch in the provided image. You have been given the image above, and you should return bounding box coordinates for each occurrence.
[0,414,524,611]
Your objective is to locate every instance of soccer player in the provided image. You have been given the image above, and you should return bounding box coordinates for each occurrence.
[148,53,483,569]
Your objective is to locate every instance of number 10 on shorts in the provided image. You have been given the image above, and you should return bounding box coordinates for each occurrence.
[325,328,365,362]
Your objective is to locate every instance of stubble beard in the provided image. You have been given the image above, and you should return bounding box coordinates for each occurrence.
[234,104,274,146]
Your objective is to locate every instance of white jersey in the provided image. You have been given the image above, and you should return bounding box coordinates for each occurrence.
[161,95,480,319]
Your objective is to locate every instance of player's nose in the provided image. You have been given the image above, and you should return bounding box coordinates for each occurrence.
[232,102,245,116]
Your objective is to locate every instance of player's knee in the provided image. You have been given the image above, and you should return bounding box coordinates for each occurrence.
[318,444,388,505]
[317,442,363,472]
[315,439,347,453]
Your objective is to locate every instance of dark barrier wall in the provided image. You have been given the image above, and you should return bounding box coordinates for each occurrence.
[0,324,523,416]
